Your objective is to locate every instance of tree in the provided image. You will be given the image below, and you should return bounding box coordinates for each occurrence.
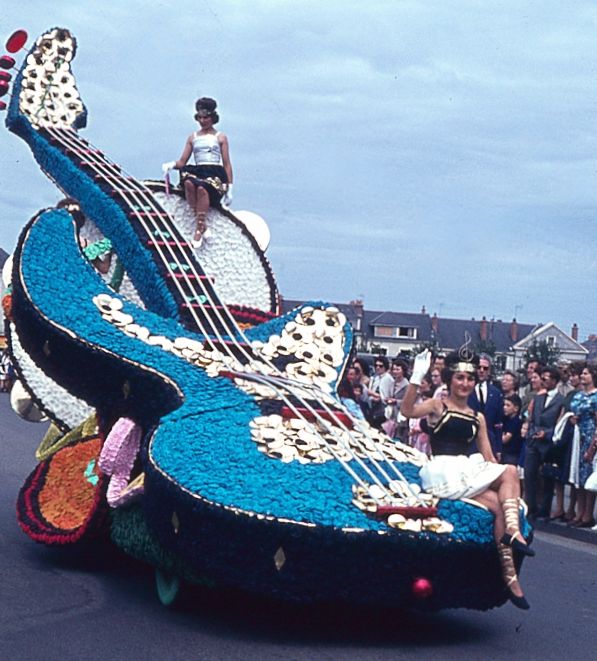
[524,339,561,367]
[410,339,439,358]
[474,339,497,357]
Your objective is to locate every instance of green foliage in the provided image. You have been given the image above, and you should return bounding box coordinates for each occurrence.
[524,339,561,367]
[369,343,387,356]
[474,339,497,357]
[410,339,439,358]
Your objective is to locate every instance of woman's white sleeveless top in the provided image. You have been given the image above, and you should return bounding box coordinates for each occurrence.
[192,131,222,165]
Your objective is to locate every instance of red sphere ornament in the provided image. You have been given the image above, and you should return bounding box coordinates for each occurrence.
[0,100,6,112]
[0,71,11,82]
[0,81,9,97]
[6,30,28,53]
[0,55,16,70]
[411,576,433,600]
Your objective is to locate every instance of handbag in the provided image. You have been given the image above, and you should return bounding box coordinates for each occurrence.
[540,462,562,480]
[367,400,386,426]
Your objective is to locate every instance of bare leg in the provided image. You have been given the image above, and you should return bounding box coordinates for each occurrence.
[497,543,529,607]
[184,179,197,212]
[571,489,586,524]
[472,490,504,543]
[581,490,596,523]
[565,485,577,520]
[488,465,534,557]
[193,187,209,241]
[552,482,565,517]
[473,489,526,601]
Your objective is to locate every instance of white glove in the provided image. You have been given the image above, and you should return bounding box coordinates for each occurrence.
[410,349,431,386]
[221,183,233,207]
[161,161,177,174]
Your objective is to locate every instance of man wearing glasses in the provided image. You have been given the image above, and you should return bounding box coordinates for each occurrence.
[468,354,503,458]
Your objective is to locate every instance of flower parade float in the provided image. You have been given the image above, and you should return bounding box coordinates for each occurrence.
[1,27,532,610]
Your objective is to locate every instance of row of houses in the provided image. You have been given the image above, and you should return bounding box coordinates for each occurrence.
[0,237,592,371]
[280,298,591,372]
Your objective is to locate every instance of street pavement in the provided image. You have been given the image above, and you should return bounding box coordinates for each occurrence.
[1,394,596,660]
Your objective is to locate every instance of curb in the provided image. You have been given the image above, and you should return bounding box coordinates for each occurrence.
[532,518,597,546]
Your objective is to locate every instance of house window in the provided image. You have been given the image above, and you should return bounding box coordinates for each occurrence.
[398,327,417,338]
[546,335,556,347]
[375,326,394,337]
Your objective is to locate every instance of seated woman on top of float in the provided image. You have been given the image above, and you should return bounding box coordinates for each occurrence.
[163,97,233,248]
[401,347,534,611]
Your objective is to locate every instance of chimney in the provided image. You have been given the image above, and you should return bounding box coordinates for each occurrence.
[510,318,518,342]
[431,313,439,334]
[350,299,364,331]
[571,323,578,341]
[480,316,488,341]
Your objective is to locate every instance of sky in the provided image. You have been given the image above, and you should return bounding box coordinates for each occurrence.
[1,1,597,340]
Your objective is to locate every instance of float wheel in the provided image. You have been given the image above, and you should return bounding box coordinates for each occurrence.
[155,568,182,606]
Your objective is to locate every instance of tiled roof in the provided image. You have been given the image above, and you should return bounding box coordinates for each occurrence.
[369,311,430,327]
[431,317,536,352]
[280,297,537,352]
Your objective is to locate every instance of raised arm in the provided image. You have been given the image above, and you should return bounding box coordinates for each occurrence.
[400,349,441,419]
[400,382,442,419]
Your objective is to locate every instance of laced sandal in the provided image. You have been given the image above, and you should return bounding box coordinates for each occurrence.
[505,576,530,610]
[500,530,536,557]
[498,543,530,610]
[192,213,208,249]
[501,497,535,556]
[194,213,207,237]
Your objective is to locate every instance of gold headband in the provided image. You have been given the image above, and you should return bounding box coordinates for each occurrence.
[452,361,476,374]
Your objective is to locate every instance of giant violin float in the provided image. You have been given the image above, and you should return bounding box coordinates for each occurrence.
[2,27,531,610]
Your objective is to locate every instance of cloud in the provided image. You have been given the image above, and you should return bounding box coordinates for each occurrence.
[1,1,596,339]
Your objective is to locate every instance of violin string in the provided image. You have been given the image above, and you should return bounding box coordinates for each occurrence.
[43,125,420,500]
[224,369,392,499]
[264,373,419,491]
[248,370,420,496]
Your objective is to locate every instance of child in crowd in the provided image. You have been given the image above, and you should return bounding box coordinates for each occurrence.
[501,394,523,466]
[352,384,369,419]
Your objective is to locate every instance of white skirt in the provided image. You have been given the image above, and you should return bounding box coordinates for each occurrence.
[420,453,506,499]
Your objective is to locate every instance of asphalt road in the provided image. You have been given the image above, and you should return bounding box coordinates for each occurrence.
[1,394,595,660]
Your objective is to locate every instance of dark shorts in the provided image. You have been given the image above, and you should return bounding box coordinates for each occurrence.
[181,164,228,206]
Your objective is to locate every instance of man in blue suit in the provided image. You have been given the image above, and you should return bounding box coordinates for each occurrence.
[468,354,503,457]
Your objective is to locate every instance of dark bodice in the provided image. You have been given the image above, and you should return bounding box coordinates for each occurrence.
[429,406,479,456]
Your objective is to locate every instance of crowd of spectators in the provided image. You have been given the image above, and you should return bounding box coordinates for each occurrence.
[341,352,597,530]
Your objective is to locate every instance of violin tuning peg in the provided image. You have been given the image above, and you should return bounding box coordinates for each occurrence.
[5,30,28,54]
[0,55,16,70]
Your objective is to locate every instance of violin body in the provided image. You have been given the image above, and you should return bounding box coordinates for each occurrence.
[4,27,530,611]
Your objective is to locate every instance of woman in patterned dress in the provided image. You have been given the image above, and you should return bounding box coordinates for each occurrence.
[568,365,597,527]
